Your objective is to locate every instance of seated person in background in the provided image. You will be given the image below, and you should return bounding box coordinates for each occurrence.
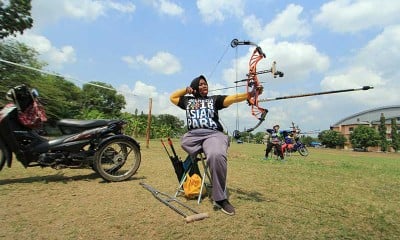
[281,132,294,153]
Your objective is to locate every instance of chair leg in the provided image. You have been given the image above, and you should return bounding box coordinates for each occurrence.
[198,153,212,204]
[174,153,212,204]
[174,167,190,198]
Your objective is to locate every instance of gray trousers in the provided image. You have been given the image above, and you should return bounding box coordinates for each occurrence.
[180,129,229,202]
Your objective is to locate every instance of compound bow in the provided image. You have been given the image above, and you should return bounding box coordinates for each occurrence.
[230,39,284,138]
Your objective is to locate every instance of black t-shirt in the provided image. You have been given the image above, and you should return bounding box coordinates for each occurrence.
[178,95,227,132]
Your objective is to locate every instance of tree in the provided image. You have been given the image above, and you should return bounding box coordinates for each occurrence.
[0,39,88,119]
[0,0,33,39]
[80,82,126,119]
[156,114,185,137]
[253,131,265,144]
[378,113,388,152]
[349,125,380,150]
[300,135,315,146]
[124,114,147,138]
[0,40,45,105]
[35,75,83,119]
[318,130,346,148]
[390,118,399,152]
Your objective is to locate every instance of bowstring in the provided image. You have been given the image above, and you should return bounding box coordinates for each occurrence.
[207,41,245,139]
[235,47,240,133]
[207,44,230,81]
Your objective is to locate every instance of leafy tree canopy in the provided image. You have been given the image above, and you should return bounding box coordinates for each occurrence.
[378,113,388,152]
[81,82,126,118]
[0,40,44,106]
[0,0,33,39]
[390,118,399,152]
[318,130,346,148]
[349,125,380,150]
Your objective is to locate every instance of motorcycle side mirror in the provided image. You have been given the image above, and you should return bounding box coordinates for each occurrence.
[31,89,39,98]
[6,89,15,101]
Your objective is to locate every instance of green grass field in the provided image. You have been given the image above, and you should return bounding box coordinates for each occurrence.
[1,139,399,239]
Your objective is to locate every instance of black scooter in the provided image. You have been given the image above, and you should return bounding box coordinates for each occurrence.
[0,85,141,182]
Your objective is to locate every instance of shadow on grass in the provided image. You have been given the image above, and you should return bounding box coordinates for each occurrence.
[229,187,266,202]
[0,172,146,185]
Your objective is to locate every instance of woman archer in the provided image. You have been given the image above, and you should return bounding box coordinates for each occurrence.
[170,75,263,215]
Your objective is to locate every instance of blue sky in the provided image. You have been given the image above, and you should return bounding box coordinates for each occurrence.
[7,0,400,135]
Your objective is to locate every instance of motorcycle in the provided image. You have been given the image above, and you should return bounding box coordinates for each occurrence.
[286,138,309,156]
[0,85,141,182]
[281,130,309,157]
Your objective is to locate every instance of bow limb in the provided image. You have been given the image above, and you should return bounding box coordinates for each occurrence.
[245,45,268,132]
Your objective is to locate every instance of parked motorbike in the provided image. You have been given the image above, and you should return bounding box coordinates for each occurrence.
[280,130,309,157]
[0,85,141,182]
[286,138,309,156]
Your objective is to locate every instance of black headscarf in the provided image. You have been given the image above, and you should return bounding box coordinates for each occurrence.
[190,75,207,98]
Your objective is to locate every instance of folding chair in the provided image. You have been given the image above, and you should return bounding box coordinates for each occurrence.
[161,138,212,204]
[174,152,212,204]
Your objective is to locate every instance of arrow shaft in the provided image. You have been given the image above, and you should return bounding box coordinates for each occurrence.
[258,86,373,102]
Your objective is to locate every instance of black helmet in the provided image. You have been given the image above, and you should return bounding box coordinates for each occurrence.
[6,85,33,111]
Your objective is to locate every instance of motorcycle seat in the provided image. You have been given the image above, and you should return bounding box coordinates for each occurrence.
[57,119,117,135]
[57,119,114,128]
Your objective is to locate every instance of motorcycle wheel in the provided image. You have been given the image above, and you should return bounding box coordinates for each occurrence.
[298,146,309,156]
[94,139,141,182]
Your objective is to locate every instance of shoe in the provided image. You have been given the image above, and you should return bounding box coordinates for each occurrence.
[263,157,268,160]
[215,199,235,216]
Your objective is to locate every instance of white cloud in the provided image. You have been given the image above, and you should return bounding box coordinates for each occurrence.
[354,25,400,76]
[47,46,76,68]
[321,67,384,90]
[261,40,330,81]
[122,51,182,75]
[196,0,244,24]
[314,0,400,33]
[221,39,330,84]
[320,66,394,106]
[107,1,136,13]
[319,24,400,107]
[131,81,158,98]
[64,0,105,20]
[14,33,76,69]
[119,82,185,119]
[32,0,135,27]
[150,0,184,17]
[243,4,311,40]
[306,98,323,110]
[299,21,400,131]
[121,56,134,65]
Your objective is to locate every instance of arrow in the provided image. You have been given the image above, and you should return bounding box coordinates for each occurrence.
[258,86,374,102]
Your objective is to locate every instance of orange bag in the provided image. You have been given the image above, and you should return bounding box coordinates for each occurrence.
[183,173,205,199]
